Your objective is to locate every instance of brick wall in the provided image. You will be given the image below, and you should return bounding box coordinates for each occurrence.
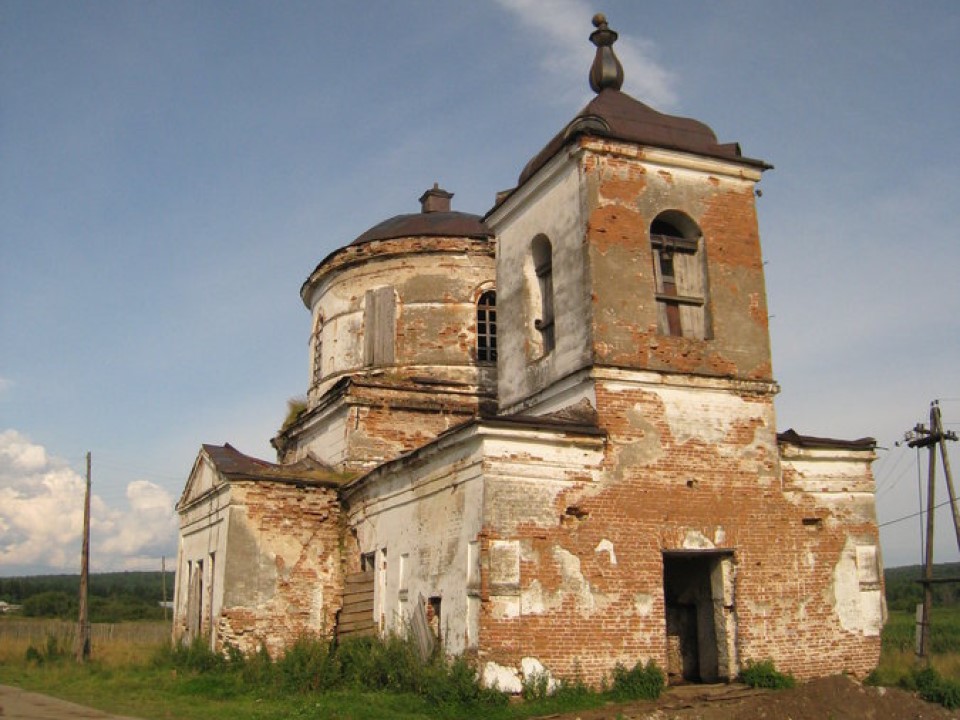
[476,376,880,686]
[216,480,343,655]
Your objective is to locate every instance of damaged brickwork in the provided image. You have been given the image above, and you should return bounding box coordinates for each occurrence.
[174,14,882,693]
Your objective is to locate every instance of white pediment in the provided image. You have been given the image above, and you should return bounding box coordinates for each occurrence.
[178,449,227,509]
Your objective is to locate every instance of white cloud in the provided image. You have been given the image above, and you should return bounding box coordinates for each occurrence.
[0,377,12,396]
[495,0,677,108]
[0,428,48,474]
[0,429,177,574]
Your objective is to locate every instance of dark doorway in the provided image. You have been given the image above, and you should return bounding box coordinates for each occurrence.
[663,551,733,684]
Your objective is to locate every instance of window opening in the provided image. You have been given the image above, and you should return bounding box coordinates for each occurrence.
[193,560,204,639]
[427,596,442,641]
[312,315,323,385]
[532,236,555,354]
[476,290,497,362]
[207,552,216,638]
[650,219,706,339]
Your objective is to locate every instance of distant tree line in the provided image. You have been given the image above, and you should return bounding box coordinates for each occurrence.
[883,563,960,612]
[2,565,958,622]
[0,571,175,623]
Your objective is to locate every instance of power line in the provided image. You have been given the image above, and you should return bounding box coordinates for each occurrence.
[875,444,915,496]
[877,453,921,498]
[879,495,958,528]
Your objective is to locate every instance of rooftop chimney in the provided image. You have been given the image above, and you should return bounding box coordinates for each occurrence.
[419,183,453,213]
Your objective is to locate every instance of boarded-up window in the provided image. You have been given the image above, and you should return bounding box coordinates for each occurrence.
[856,545,880,586]
[651,218,707,339]
[363,287,396,366]
[489,539,521,591]
[186,559,203,641]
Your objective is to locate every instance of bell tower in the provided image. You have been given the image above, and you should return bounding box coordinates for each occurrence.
[488,13,774,416]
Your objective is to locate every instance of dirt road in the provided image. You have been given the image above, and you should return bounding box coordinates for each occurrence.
[0,685,142,720]
[546,675,960,720]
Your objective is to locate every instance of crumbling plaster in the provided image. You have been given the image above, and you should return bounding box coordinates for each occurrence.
[216,481,342,655]
[305,239,495,406]
[490,148,594,412]
[343,432,487,654]
[581,140,771,381]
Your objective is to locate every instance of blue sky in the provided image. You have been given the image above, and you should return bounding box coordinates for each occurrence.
[1,0,957,574]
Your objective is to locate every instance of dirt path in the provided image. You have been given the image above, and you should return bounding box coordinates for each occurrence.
[541,676,960,720]
[0,685,143,720]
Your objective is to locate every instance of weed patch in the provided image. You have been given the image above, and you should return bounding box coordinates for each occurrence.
[609,659,665,700]
[24,634,68,665]
[740,659,796,689]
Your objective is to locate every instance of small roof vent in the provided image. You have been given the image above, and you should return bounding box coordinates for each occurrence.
[419,183,454,213]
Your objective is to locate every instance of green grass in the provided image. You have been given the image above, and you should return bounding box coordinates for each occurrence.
[881,606,960,655]
[21,607,960,719]
[0,629,663,720]
[866,607,960,713]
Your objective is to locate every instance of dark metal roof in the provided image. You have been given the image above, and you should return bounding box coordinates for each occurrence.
[351,210,492,245]
[777,429,876,451]
[202,443,352,487]
[516,89,770,187]
[499,14,770,198]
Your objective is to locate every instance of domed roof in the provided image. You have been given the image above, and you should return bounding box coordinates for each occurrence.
[351,185,492,245]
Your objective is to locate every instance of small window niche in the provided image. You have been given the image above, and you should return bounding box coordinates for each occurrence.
[531,235,555,355]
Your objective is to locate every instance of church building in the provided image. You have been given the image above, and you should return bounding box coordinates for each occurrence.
[174,15,883,689]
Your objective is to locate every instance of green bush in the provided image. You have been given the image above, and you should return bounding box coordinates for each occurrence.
[146,635,681,713]
[609,659,664,700]
[90,594,165,622]
[156,635,228,673]
[22,591,76,618]
[422,655,505,708]
[740,659,796,689]
[521,669,551,701]
[24,634,68,665]
[238,643,278,687]
[334,635,422,692]
[901,665,960,710]
[155,634,507,709]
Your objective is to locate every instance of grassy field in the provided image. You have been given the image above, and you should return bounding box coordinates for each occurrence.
[0,621,618,720]
[1,612,958,720]
[869,607,960,686]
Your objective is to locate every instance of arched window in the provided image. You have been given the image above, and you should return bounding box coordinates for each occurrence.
[650,216,707,339]
[531,236,555,354]
[476,290,497,362]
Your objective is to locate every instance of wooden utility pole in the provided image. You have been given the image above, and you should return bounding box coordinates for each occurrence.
[76,451,91,662]
[933,403,960,549]
[920,409,937,660]
[162,556,168,622]
[907,402,960,659]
